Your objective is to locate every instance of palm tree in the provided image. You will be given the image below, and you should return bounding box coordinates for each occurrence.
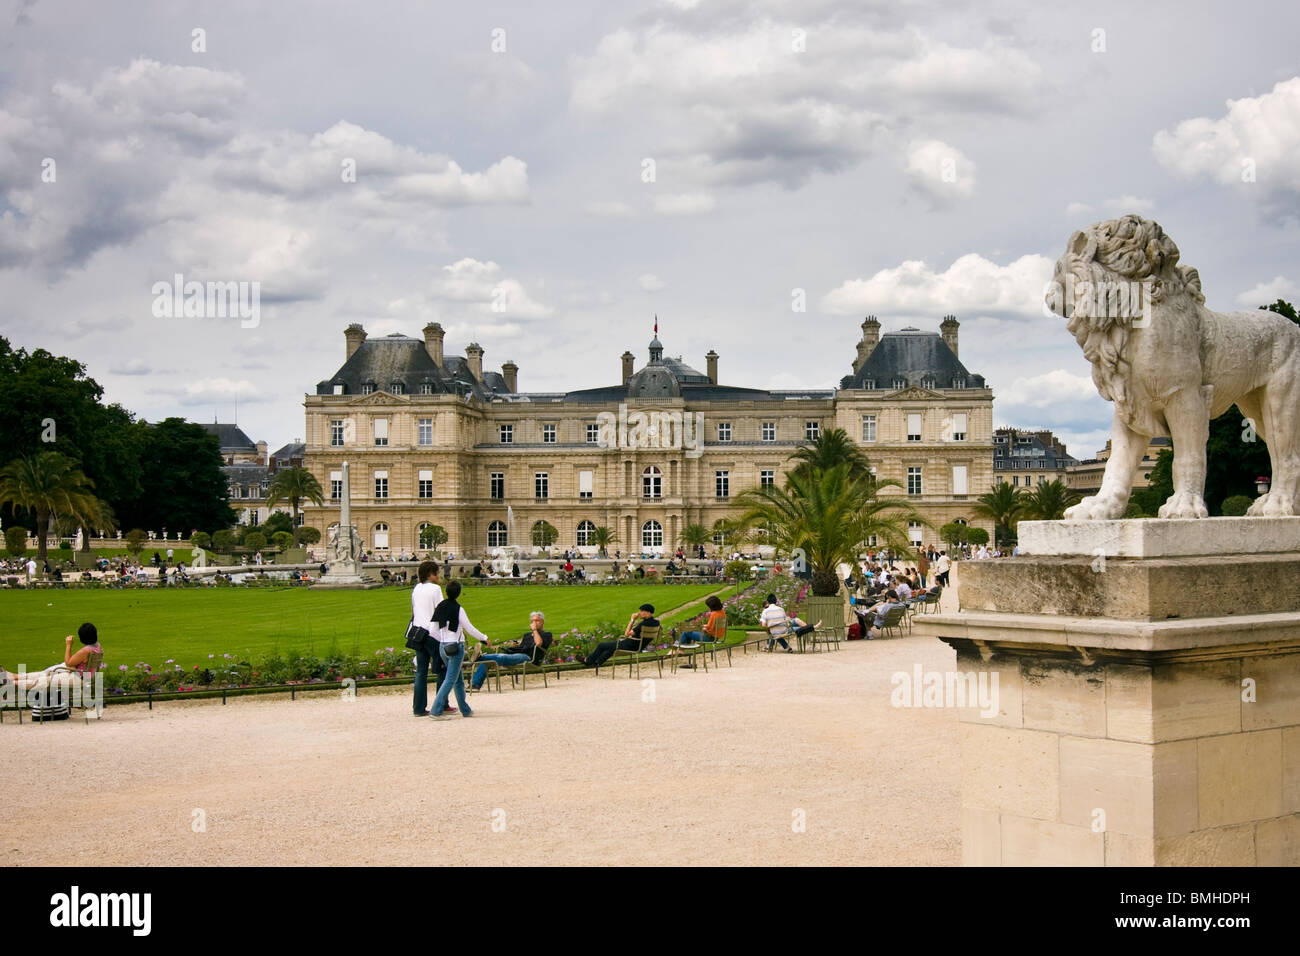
[788,426,874,480]
[678,522,712,555]
[590,525,617,557]
[264,467,325,529]
[735,462,921,596]
[0,452,102,566]
[1020,479,1083,521]
[973,482,1027,548]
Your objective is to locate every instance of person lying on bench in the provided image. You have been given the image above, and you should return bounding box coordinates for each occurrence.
[1,622,103,688]
[584,604,658,668]
[471,611,553,690]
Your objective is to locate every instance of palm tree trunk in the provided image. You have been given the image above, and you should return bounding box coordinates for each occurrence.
[36,508,50,566]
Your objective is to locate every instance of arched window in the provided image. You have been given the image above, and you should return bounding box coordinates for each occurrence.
[576,520,596,547]
[642,520,663,549]
[373,523,390,550]
[416,522,431,547]
[487,520,508,548]
[642,466,662,498]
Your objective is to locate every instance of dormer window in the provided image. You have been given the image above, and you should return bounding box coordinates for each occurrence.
[361,383,375,395]
[892,378,906,389]
[419,383,435,395]
[952,378,966,389]
[922,377,935,390]
[390,382,404,395]
[863,379,875,390]
[332,383,345,395]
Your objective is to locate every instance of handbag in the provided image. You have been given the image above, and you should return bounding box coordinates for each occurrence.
[404,620,431,651]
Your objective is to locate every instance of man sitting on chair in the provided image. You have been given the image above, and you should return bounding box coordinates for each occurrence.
[471,611,553,690]
[584,604,658,668]
[861,589,904,640]
[759,594,818,652]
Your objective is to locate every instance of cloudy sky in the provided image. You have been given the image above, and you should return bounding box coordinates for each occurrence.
[3,0,1299,460]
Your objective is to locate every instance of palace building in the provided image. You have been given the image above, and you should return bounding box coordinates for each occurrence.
[300,316,995,556]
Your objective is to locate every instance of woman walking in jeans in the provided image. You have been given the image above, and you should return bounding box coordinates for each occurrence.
[430,581,490,719]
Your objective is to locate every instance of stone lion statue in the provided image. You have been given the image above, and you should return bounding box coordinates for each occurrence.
[1046,214,1300,519]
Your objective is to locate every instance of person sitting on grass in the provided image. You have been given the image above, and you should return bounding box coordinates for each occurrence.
[584,604,659,669]
[0,622,103,689]
[471,611,553,690]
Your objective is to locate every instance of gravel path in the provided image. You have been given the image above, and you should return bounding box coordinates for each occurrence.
[2,603,962,866]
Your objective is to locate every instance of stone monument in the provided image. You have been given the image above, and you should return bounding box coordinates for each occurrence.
[914,216,1300,866]
[312,460,378,589]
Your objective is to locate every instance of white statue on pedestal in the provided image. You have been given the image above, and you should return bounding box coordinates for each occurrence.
[1046,214,1300,519]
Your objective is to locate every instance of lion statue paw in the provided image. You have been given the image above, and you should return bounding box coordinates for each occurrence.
[1247,492,1296,517]
[1158,492,1209,520]
[1064,494,1126,520]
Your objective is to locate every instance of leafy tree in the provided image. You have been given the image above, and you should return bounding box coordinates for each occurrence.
[211,529,235,553]
[965,527,990,547]
[789,426,874,480]
[938,521,968,548]
[295,526,322,546]
[1130,449,1173,516]
[590,526,617,557]
[244,531,268,552]
[1220,495,1254,517]
[530,520,559,548]
[271,531,294,551]
[5,526,27,558]
[735,462,920,596]
[0,452,103,565]
[117,418,235,533]
[973,482,1026,547]
[192,531,212,550]
[418,524,448,550]
[261,511,294,537]
[1020,479,1082,521]
[124,528,147,557]
[265,467,325,529]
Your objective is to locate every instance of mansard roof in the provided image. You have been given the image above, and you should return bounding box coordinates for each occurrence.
[316,334,506,399]
[840,328,986,390]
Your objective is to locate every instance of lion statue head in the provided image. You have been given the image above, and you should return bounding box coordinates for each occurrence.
[1046,214,1205,414]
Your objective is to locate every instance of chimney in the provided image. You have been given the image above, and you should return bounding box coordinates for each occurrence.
[705,350,718,385]
[941,315,959,358]
[501,360,518,393]
[423,322,445,368]
[345,323,367,360]
[256,440,267,465]
[621,350,635,385]
[465,342,484,382]
[854,316,880,373]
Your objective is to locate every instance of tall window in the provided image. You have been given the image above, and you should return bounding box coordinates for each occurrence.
[578,470,593,499]
[534,472,549,499]
[418,469,433,499]
[417,418,433,446]
[373,418,389,447]
[642,466,662,498]
[330,420,346,447]
[950,413,967,442]
[760,469,775,488]
[952,465,968,496]
[576,520,596,547]
[373,523,389,549]
[543,424,557,444]
[862,414,877,443]
[586,423,600,444]
[805,421,820,441]
[490,472,504,500]
[907,413,922,442]
[329,470,342,500]
[374,471,389,499]
[761,421,775,442]
[715,470,730,499]
[417,522,431,545]
[499,424,513,444]
[487,521,508,548]
[642,520,663,549]
[908,521,923,546]
[907,467,922,496]
[717,422,732,442]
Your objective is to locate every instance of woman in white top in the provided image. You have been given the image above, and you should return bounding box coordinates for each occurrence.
[411,561,444,716]
[429,580,490,718]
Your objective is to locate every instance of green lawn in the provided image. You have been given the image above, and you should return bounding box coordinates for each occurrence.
[0,582,731,672]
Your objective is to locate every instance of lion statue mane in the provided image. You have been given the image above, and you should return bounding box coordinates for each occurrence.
[1046,214,1300,519]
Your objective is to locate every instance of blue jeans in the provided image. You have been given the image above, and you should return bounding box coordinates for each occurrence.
[413,641,442,714]
[432,643,469,716]
[680,631,705,644]
[472,653,530,688]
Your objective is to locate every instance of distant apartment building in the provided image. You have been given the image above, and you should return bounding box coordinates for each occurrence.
[993,428,1078,488]
[200,424,304,527]
[1065,436,1171,496]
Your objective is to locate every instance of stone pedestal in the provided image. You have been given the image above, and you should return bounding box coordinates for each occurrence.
[914,518,1300,866]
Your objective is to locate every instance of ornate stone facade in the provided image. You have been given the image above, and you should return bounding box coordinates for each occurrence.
[301,318,996,555]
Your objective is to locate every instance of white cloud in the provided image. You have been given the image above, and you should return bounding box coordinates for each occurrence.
[821,252,1054,319]
[109,358,152,376]
[1065,201,1092,219]
[427,258,554,319]
[997,369,1097,407]
[637,273,665,292]
[1153,76,1300,219]
[171,377,264,406]
[1236,276,1300,307]
[903,139,976,204]
[652,192,716,215]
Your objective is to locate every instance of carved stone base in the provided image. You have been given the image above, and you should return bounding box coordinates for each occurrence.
[916,520,1300,866]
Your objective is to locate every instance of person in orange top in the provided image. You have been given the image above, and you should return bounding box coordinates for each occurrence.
[679,595,726,646]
